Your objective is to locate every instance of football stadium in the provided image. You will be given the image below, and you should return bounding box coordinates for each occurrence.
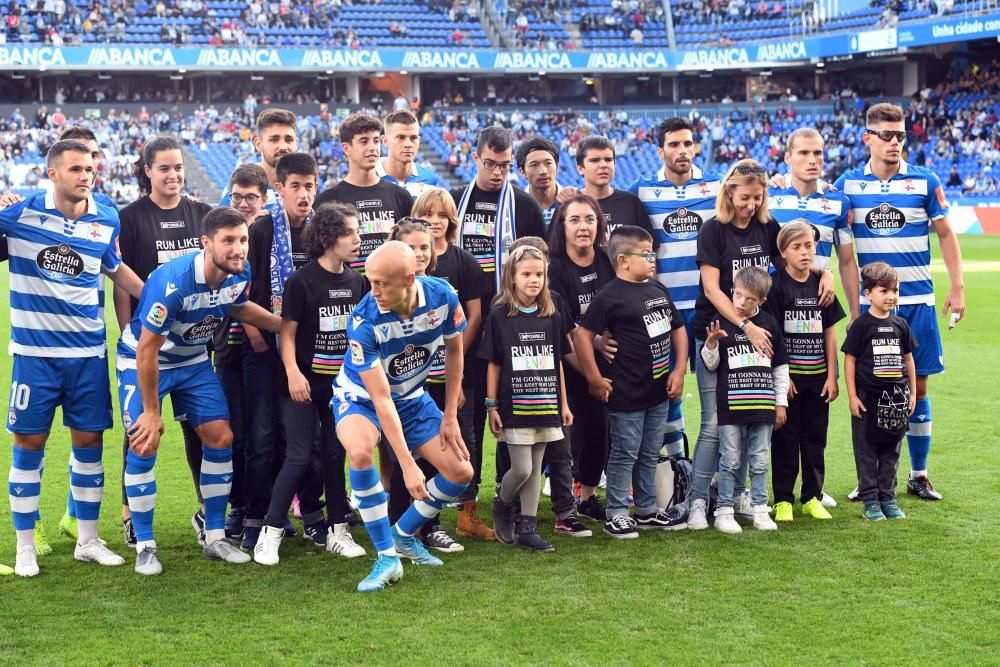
[0,0,998,664]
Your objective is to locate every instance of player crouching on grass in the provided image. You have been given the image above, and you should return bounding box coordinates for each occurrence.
[116,207,282,575]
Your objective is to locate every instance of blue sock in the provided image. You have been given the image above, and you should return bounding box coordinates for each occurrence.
[663,397,686,457]
[907,397,932,474]
[349,466,394,556]
[124,450,157,544]
[396,474,468,537]
[69,446,104,521]
[8,446,43,531]
[200,446,233,540]
[66,451,77,519]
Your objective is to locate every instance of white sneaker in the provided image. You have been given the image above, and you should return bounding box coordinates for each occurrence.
[135,546,162,576]
[326,523,366,559]
[204,538,251,564]
[542,476,551,497]
[687,499,709,530]
[348,490,360,511]
[253,525,283,566]
[15,544,39,577]
[598,472,607,489]
[714,507,742,534]
[74,538,125,566]
[847,487,860,502]
[821,492,838,508]
[734,490,754,518]
[752,505,778,531]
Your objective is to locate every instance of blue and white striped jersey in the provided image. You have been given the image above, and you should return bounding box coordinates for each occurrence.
[335,275,466,402]
[117,249,250,369]
[629,165,722,311]
[376,160,441,200]
[0,191,120,358]
[834,161,948,306]
[768,187,852,271]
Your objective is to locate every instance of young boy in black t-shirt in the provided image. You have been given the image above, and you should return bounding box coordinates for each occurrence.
[575,226,688,539]
[701,266,789,534]
[764,221,846,522]
[842,262,917,522]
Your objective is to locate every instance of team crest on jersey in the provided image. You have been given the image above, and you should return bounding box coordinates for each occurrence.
[122,412,132,429]
[663,207,702,240]
[229,284,243,301]
[147,302,169,328]
[36,243,85,281]
[89,222,103,240]
[388,344,430,380]
[865,203,905,236]
[425,309,441,328]
[182,315,221,343]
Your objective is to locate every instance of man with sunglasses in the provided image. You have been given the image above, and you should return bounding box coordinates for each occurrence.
[835,102,965,501]
[451,127,545,539]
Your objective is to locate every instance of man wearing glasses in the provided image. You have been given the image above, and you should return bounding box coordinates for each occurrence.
[835,102,966,501]
[451,127,545,531]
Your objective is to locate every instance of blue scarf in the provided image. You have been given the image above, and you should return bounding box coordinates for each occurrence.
[268,199,311,317]
[456,181,516,291]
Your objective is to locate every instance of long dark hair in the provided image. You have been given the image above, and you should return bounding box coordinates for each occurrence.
[133,136,183,194]
[547,193,608,258]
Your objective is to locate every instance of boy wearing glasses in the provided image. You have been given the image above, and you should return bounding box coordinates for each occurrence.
[574,226,688,539]
[834,102,965,501]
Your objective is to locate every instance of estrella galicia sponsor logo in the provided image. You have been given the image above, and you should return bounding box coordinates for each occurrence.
[865,203,905,236]
[740,244,763,255]
[388,344,430,380]
[663,207,702,240]
[37,244,85,281]
[518,331,546,342]
[181,315,221,343]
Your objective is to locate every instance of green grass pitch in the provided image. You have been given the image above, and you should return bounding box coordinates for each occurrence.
[0,237,997,665]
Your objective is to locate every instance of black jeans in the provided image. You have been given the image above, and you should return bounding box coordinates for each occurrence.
[565,367,609,488]
[851,413,902,503]
[264,393,344,529]
[459,355,488,502]
[120,420,202,506]
[771,386,828,504]
[215,360,246,510]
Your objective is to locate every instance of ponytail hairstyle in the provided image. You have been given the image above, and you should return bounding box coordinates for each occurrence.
[133,136,183,195]
[493,244,554,318]
[389,216,437,274]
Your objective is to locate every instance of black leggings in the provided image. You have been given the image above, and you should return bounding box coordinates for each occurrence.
[565,367,609,488]
[121,420,203,506]
[265,393,346,529]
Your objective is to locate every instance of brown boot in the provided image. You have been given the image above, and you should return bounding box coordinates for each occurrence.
[456,500,496,540]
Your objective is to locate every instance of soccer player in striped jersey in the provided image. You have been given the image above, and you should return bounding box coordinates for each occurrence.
[2,139,145,577]
[628,118,722,460]
[834,102,965,501]
[769,128,860,321]
[332,241,473,592]
[377,110,442,199]
[117,207,281,575]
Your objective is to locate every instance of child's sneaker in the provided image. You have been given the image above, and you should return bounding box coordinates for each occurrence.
[802,497,833,519]
[553,515,592,538]
[576,496,605,522]
[821,492,838,508]
[713,507,742,534]
[603,514,639,539]
[752,505,777,531]
[687,499,709,531]
[542,476,551,497]
[848,487,861,502]
[880,499,906,520]
[734,490,754,518]
[863,501,886,521]
[773,501,793,522]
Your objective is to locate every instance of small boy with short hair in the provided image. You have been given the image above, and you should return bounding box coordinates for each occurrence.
[841,262,917,521]
[701,266,789,533]
[575,226,688,539]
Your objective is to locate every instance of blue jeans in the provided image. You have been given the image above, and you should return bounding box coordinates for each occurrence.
[242,348,280,521]
[606,400,669,518]
[691,339,747,502]
[718,422,773,508]
[215,360,246,509]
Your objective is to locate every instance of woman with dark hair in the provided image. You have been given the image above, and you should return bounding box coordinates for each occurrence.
[116,136,212,547]
[546,193,615,524]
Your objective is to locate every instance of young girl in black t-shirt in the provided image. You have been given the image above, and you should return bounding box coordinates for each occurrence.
[480,245,573,552]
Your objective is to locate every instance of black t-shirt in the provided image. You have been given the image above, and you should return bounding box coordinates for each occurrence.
[315,180,412,273]
[425,244,490,382]
[598,189,658,249]
[118,195,211,314]
[841,312,916,393]
[693,216,780,334]
[479,304,572,429]
[712,309,787,425]
[547,252,616,324]
[581,278,684,413]
[279,260,369,396]
[246,213,311,349]
[762,270,845,390]
[450,183,546,301]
